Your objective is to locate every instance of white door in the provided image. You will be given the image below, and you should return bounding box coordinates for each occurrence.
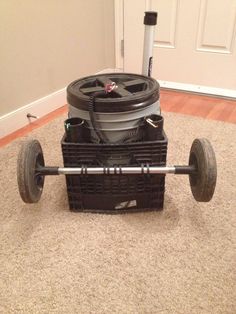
[123,0,236,96]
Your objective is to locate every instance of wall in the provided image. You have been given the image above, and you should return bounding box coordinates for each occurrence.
[0,0,115,116]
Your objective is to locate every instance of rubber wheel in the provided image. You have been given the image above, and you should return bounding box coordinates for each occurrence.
[189,138,217,202]
[17,139,45,203]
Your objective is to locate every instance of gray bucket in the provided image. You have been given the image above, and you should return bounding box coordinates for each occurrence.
[69,101,160,143]
[67,73,161,143]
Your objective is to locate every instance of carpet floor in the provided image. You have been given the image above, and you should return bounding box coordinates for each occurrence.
[0,112,235,314]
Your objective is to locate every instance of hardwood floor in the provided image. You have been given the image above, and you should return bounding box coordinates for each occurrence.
[0,90,235,148]
[161,90,236,123]
[0,106,68,148]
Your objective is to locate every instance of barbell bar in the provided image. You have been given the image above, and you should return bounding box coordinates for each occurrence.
[36,165,196,176]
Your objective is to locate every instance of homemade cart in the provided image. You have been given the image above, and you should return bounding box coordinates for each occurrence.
[17,12,217,213]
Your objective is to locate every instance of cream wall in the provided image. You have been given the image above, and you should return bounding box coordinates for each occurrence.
[0,0,115,116]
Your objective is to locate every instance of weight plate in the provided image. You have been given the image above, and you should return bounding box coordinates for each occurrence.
[17,139,45,203]
[189,138,217,202]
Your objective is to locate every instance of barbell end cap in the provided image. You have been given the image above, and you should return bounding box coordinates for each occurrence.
[36,166,59,176]
[174,165,196,175]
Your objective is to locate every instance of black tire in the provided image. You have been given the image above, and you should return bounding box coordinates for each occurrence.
[17,139,45,203]
[189,138,217,202]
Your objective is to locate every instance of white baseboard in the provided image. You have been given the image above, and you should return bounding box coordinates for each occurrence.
[97,68,123,73]
[0,88,67,139]
[158,80,236,99]
[0,68,119,139]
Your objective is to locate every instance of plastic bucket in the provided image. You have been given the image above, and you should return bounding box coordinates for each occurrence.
[67,73,161,143]
[68,101,160,143]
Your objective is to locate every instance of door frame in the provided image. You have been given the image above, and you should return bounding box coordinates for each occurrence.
[114,0,236,99]
[114,0,124,70]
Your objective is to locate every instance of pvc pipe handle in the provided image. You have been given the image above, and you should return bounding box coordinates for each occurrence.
[142,11,158,77]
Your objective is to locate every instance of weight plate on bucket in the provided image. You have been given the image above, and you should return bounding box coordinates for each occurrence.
[67,73,160,113]
[17,139,45,203]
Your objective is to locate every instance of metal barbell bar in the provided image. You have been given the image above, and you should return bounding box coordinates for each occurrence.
[36,165,196,176]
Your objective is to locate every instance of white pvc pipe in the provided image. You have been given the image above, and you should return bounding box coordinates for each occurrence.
[142,25,156,76]
[142,11,158,77]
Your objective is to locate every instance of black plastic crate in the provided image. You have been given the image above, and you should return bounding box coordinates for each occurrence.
[61,133,168,213]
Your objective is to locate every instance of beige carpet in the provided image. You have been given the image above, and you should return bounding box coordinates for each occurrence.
[0,112,235,314]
